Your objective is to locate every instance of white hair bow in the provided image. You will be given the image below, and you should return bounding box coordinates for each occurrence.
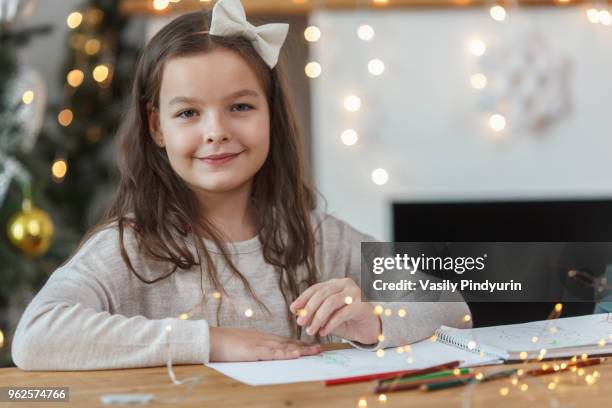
[209,0,289,68]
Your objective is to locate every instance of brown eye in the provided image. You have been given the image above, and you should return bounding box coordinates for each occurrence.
[232,104,254,112]
[178,109,198,119]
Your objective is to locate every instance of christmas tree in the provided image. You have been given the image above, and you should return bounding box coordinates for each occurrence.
[0,0,138,367]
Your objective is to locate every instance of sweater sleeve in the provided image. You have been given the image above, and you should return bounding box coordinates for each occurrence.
[11,226,210,371]
[314,213,472,351]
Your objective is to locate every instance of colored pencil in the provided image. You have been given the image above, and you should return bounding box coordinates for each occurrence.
[375,373,475,393]
[324,360,461,386]
[379,368,471,386]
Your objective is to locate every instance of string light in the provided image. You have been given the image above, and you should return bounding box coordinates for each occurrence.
[357,25,375,41]
[179,313,189,320]
[489,113,506,131]
[520,383,528,391]
[58,109,74,127]
[85,38,101,55]
[213,291,221,299]
[378,394,387,402]
[467,341,476,350]
[344,296,353,305]
[398,308,406,317]
[470,73,487,90]
[368,59,385,76]
[304,26,321,42]
[489,5,507,22]
[599,10,612,26]
[0,330,3,348]
[358,398,367,407]
[341,129,358,146]
[475,372,484,380]
[499,387,509,396]
[374,305,383,315]
[384,308,392,317]
[305,62,322,79]
[22,90,34,104]
[67,69,84,87]
[406,356,414,364]
[371,168,389,185]
[51,159,68,180]
[376,349,385,357]
[153,0,170,11]
[93,65,110,83]
[377,334,385,342]
[67,12,83,29]
[463,314,471,322]
[468,39,486,57]
[344,95,362,112]
[298,308,308,317]
[587,9,600,24]
[244,308,253,317]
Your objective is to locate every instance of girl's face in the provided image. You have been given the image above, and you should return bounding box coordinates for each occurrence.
[150,48,270,198]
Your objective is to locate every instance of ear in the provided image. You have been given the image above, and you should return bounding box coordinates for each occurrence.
[147,106,165,148]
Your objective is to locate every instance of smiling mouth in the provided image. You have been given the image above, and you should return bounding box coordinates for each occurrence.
[198,152,242,166]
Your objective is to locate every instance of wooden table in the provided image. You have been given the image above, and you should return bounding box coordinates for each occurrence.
[0,344,609,407]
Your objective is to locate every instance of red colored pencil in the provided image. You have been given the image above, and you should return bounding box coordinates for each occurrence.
[324,360,461,386]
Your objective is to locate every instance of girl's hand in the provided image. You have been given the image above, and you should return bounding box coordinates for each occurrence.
[209,327,321,362]
[289,278,382,345]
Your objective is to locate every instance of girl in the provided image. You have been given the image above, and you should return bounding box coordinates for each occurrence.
[11,0,471,370]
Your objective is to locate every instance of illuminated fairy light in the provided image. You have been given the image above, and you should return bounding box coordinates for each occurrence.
[374,305,383,315]
[470,73,487,90]
[489,5,507,21]
[598,338,606,347]
[153,0,170,11]
[475,372,484,381]
[499,387,509,396]
[468,39,486,57]
[244,308,253,318]
[305,62,322,79]
[304,26,321,42]
[93,64,110,83]
[357,24,375,41]
[517,369,524,376]
[213,291,221,299]
[532,336,539,343]
[398,308,406,317]
[430,334,438,342]
[371,168,389,186]
[587,8,600,24]
[520,383,528,391]
[165,325,172,333]
[467,341,477,350]
[378,394,387,402]
[368,59,385,76]
[463,314,471,322]
[344,95,362,112]
[376,349,385,357]
[298,308,308,317]
[577,368,585,376]
[341,129,358,146]
[406,356,414,364]
[489,113,506,131]
[344,296,353,305]
[539,348,547,357]
[58,109,74,127]
[384,308,392,317]
[67,12,83,29]
[373,0,389,4]
[22,90,34,104]
[0,330,4,348]
[67,69,84,87]
[396,346,404,353]
[581,353,589,360]
[358,398,367,407]
[179,313,189,320]
[548,382,557,390]
[85,38,101,55]
[519,351,528,360]
[555,303,563,312]
[377,334,385,342]
[599,10,612,26]
[403,345,411,353]
[453,368,462,376]
[51,159,68,179]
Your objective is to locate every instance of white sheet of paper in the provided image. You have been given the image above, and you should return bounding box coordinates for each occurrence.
[206,339,501,386]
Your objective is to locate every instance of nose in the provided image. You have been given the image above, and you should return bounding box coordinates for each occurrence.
[203,111,230,144]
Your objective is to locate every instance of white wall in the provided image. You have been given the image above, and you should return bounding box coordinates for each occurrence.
[310,7,612,240]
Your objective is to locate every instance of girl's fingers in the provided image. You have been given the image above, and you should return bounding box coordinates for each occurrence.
[319,304,353,336]
[298,285,343,329]
[255,344,321,361]
[289,281,325,313]
[306,292,349,336]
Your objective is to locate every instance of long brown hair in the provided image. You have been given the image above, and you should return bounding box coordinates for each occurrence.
[82,10,318,337]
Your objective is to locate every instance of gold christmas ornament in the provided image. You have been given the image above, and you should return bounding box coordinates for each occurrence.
[7,199,54,256]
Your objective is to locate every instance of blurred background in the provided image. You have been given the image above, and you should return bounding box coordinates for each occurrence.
[1,0,611,366]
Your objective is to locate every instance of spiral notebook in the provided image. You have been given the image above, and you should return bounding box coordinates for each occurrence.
[435,313,612,361]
